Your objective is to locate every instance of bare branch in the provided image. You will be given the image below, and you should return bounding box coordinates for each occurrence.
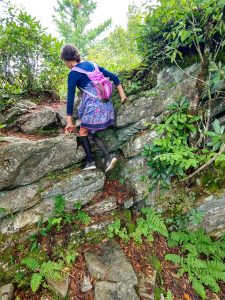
[174,59,208,85]
[182,144,225,182]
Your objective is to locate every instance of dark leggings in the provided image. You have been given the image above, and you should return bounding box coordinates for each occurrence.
[79,133,110,163]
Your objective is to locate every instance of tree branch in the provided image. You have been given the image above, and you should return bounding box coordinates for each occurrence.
[182,144,225,182]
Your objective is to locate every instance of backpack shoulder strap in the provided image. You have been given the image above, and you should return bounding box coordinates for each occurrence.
[71,66,89,75]
[72,61,97,74]
[93,63,99,71]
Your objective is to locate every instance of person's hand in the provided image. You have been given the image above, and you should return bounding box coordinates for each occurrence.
[64,123,78,135]
[121,97,127,104]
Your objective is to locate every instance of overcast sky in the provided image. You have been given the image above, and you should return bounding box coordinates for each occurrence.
[9,0,146,37]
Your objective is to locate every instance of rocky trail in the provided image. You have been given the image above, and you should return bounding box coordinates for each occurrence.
[1,63,225,299]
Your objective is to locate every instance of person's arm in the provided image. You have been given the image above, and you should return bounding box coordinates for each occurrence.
[65,71,79,134]
[117,84,127,103]
[98,66,127,103]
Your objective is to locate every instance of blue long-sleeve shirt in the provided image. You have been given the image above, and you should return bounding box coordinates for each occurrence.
[67,61,121,116]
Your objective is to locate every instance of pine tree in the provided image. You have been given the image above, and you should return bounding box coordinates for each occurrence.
[53,0,111,54]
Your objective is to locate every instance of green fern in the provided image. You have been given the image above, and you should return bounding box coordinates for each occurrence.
[166,228,225,299]
[40,260,63,281]
[192,278,206,300]
[31,273,43,292]
[108,208,168,244]
[21,257,40,271]
[165,254,182,265]
[141,207,168,238]
[21,257,63,293]
[166,290,174,300]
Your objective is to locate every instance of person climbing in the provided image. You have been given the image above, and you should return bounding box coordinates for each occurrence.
[61,44,127,171]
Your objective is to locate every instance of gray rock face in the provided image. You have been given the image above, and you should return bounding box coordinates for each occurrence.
[84,240,138,285]
[55,104,67,127]
[84,196,117,216]
[120,130,157,158]
[196,191,225,236]
[0,184,40,219]
[0,135,85,190]
[121,156,155,204]
[47,274,70,298]
[0,170,105,234]
[0,201,50,233]
[41,170,105,210]
[117,117,155,144]
[116,64,199,129]
[95,282,139,300]
[156,63,199,89]
[211,98,225,118]
[0,100,37,126]
[0,283,14,300]
[116,94,158,128]
[17,108,57,133]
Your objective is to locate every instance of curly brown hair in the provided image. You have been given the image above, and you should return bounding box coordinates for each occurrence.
[60,44,81,62]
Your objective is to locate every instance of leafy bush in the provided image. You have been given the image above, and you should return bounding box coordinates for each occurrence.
[142,97,225,190]
[166,229,225,299]
[0,3,65,106]
[138,0,225,65]
[142,97,204,189]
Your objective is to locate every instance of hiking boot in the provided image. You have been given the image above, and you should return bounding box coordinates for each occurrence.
[105,155,117,172]
[83,161,96,171]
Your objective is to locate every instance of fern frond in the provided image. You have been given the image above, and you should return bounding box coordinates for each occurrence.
[166,290,173,300]
[201,274,220,293]
[192,278,206,300]
[168,231,189,247]
[40,260,63,281]
[21,257,40,271]
[141,207,168,237]
[185,255,207,271]
[31,273,43,292]
[206,260,225,273]
[182,243,198,255]
[165,254,182,265]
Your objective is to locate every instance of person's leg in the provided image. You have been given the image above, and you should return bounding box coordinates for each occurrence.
[79,127,96,169]
[91,133,111,161]
[91,132,117,172]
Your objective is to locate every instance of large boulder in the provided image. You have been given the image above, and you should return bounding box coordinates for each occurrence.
[95,282,139,300]
[116,64,199,128]
[84,240,138,285]
[16,108,57,133]
[0,203,47,234]
[0,135,85,190]
[116,93,158,128]
[41,170,105,210]
[0,100,37,126]
[0,170,105,233]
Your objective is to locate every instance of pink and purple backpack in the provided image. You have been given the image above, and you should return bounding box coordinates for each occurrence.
[72,62,113,101]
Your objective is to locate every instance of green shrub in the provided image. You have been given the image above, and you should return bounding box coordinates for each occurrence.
[143,97,225,190]
[0,3,65,107]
